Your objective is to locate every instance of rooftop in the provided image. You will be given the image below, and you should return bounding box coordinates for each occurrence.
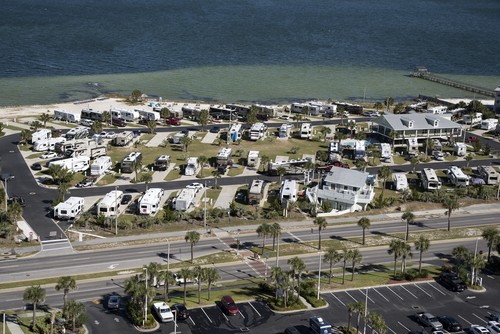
[323,167,369,188]
[374,114,461,131]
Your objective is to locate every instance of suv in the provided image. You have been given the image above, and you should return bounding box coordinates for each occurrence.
[439,272,467,292]
[470,325,491,334]
[437,315,462,332]
[107,295,120,310]
[220,295,239,315]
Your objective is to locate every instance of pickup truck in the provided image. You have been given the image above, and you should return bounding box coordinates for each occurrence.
[416,312,443,331]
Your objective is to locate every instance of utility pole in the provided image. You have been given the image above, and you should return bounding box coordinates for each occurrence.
[203,181,207,231]
[143,267,148,326]
[167,238,170,272]
[317,251,323,299]
[115,186,118,235]
[363,288,368,334]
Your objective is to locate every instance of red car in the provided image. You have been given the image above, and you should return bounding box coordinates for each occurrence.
[466,136,479,143]
[165,117,181,126]
[220,296,239,315]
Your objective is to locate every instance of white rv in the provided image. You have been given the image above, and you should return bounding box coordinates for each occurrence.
[480,118,498,131]
[121,152,142,173]
[379,143,392,162]
[248,179,265,205]
[53,197,84,220]
[33,137,66,152]
[31,129,52,144]
[291,103,321,116]
[454,142,467,156]
[97,190,123,217]
[249,122,267,141]
[138,188,164,215]
[300,123,312,139]
[477,165,499,185]
[91,156,113,176]
[113,109,140,122]
[216,148,232,167]
[53,109,81,123]
[174,188,196,211]
[136,109,160,121]
[247,151,260,167]
[392,173,409,191]
[420,168,442,191]
[114,131,134,146]
[426,106,447,114]
[81,108,104,121]
[279,179,297,204]
[185,157,198,176]
[448,166,469,187]
[463,112,482,126]
[66,126,89,140]
[278,123,293,138]
[228,123,242,142]
[48,156,90,173]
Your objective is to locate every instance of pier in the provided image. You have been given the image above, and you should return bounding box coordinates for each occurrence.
[410,67,495,97]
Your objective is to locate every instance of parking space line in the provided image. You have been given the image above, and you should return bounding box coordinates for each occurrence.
[189,316,195,326]
[239,310,245,319]
[472,313,487,324]
[457,314,472,325]
[201,307,213,323]
[398,321,410,332]
[387,326,397,334]
[373,288,390,302]
[413,284,432,297]
[386,286,404,300]
[330,292,346,306]
[400,285,418,298]
[345,291,358,302]
[248,302,261,317]
[362,290,375,304]
[426,282,446,296]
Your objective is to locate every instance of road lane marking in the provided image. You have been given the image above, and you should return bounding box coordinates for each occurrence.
[330,292,345,306]
[345,291,357,302]
[287,232,303,243]
[248,302,261,317]
[386,286,404,300]
[400,285,418,298]
[457,315,471,325]
[239,310,245,319]
[398,322,410,331]
[472,313,487,324]
[413,284,432,297]
[189,316,195,326]
[373,288,390,302]
[201,307,213,323]
[426,282,446,295]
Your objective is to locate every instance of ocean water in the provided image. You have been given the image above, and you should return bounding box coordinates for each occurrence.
[1,0,499,106]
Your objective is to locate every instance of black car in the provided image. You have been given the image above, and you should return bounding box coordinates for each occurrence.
[121,194,132,205]
[209,126,220,133]
[439,272,467,292]
[31,163,42,171]
[172,303,189,320]
[437,315,462,332]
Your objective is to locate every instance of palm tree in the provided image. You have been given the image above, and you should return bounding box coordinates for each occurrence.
[373,102,383,111]
[467,254,486,285]
[39,112,51,127]
[211,169,222,189]
[270,266,284,299]
[350,249,362,281]
[410,156,420,173]
[256,222,272,255]
[124,274,143,304]
[314,217,328,250]
[20,129,32,144]
[55,276,77,310]
[401,210,415,241]
[452,246,470,274]
[180,135,192,152]
[377,165,392,196]
[146,120,157,134]
[270,223,282,251]
[348,120,356,138]
[198,109,209,131]
[424,138,434,160]
[368,312,388,334]
[388,239,405,277]
[204,267,220,301]
[193,266,206,304]
[178,268,192,305]
[287,256,306,297]
[144,262,162,287]
[414,236,430,274]
[276,166,287,183]
[442,196,459,231]
[101,110,111,126]
[198,155,208,177]
[482,227,499,262]
[334,131,347,148]
[23,285,46,330]
[323,247,342,284]
[157,270,175,302]
[64,299,85,332]
[465,154,473,168]
[357,217,370,245]
[400,242,412,273]
[319,126,332,141]
[30,120,43,132]
[354,301,366,333]
[342,248,352,284]
[185,231,201,262]
[347,303,357,331]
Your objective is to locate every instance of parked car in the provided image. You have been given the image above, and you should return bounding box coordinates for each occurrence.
[40,151,58,159]
[165,117,181,126]
[439,272,467,292]
[415,312,443,331]
[105,131,117,139]
[220,295,239,315]
[171,303,189,320]
[279,114,290,120]
[80,119,94,127]
[437,316,462,332]
[31,163,42,171]
[120,194,132,205]
[209,126,221,133]
[186,183,204,192]
[488,313,500,322]
[487,321,500,334]
[76,178,95,188]
[107,295,120,310]
[173,273,195,286]
[470,325,491,334]
[466,136,479,143]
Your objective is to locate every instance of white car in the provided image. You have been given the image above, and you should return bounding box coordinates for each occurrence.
[186,182,204,192]
[40,151,58,159]
[152,302,174,322]
[487,321,500,334]
[470,325,491,334]
[173,273,196,286]
[105,131,117,139]
[279,114,290,120]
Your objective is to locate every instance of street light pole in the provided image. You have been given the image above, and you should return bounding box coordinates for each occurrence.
[203,181,207,231]
[363,288,368,334]
[236,229,240,253]
[317,252,323,300]
[143,267,148,326]
[4,178,8,212]
[167,238,170,272]
[276,234,280,268]
[115,186,118,235]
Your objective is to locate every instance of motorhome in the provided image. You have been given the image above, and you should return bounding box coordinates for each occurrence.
[33,137,66,152]
[172,132,186,144]
[477,165,499,185]
[81,108,104,121]
[300,123,312,139]
[279,179,297,204]
[153,155,171,171]
[90,156,113,176]
[354,140,366,160]
[448,166,469,187]
[278,123,293,138]
[152,302,174,323]
[97,190,123,217]
[228,123,243,142]
[111,117,126,127]
[392,173,409,191]
[185,157,198,176]
[268,157,312,175]
[454,142,467,156]
[216,148,232,167]
[420,168,442,191]
[53,197,84,220]
[426,106,447,114]
[248,179,265,205]
[138,188,164,215]
[291,103,321,116]
[136,109,160,121]
[55,139,95,154]
[407,138,419,156]
[480,118,498,131]
[31,129,52,144]
[379,143,392,162]
[53,109,81,123]
[114,131,134,146]
[247,151,260,167]
[173,188,196,211]
[249,122,267,141]
[120,109,140,122]
[48,156,90,173]
[65,145,106,159]
[463,112,482,126]
[120,152,142,173]
[66,126,89,140]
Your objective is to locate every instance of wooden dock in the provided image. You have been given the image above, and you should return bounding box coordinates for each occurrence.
[410,70,495,97]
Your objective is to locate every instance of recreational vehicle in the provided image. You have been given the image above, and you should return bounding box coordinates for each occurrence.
[120,152,142,173]
[53,109,81,123]
[248,179,265,205]
[81,108,104,121]
[33,137,66,152]
[111,117,126,127]
[300,123,312,139]
[279,123,293,138]
[228,123,242,142]
[138,188,164,215]
[53,197,84,220]
[216,148,232,167]
[463,112,482,126]
[97,190,123,217]
[153,155,171,171]
[392,173,409,191]
[426,106,447,114]
[448,166,469,187]
[268,157,312,175]
[454,143,467,156]
[379,143,391,162]
[90,156,113,176]
[119,109,140,122]
[249,122,267,141]
[247,151,260,167]
[31,129,52,144]
[48,156,90,173]
[420,168,442,191]
[114,131,134,146]
[174,188,196,211]
[477,165,499,185]
[291,103,320,116]
[279,179,297,204]
[65,126,89,140]
[136,109,160,121]
[480,118,498,131]
[185,157,198,176]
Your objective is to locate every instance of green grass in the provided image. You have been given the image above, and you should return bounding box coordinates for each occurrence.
[25,153,43,159]
[165,168,183,181]
[392,155,407,165]
[227,165,244,176]
[96,174,118,186]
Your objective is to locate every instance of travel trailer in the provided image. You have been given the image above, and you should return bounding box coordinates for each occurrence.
[454,142,467,156]
[185,157,198,176]
[53,109,81,123]
[426,106,447,114]
[116,109,140,122]
[480,118,498,131]
[228,123,243,142]
[249,122,267,141]
[53,197,84,220]
[81,108,104,121]
[247,151,260,167]
[300,123,312,139]
[120,152,142,173]
[392,173,409,191]
[216,148,232,167]
[114,131,134,146]
[279,179,297,204]
[48,156,90,173]
[248,179,265,205]
[173,188,196,211]
[291,103,321,116]
[447,166,469,187]
[463,112,482,126]
[31,129,52,144]
[65,126,89,140]
[278,123,293,138]
[138,188,164,215]
[90,156,113,176]
[477,165,499,185]
[420,168,442,191]
[153,155,171,171]
[379,143,391,162]
[136,109,160,121]
[33,137,66,152]
[268,157,313,175]
[97,190,123,217]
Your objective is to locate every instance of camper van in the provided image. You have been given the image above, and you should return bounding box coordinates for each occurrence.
[480,118,498,131]
[249,123,267,141]
[53,197,84,220]
[91,156,112,176]
[300,123,312,139]
[53,109,81,123]
[48,156,90,173]
[114,131,134,146]
[247,151,260,168]
[33,137,66,152]
[248,179,265,205]
[185,157,199,176]
[454,143,467,156]
[138,188,164,215]
[97,190,123,217]
[173,188,196,211]
[420,168,442,191]
[31,129,52,144]
[447,166,469,187]
[477,165,499,185]
[153,155,171,171]
[120,152,142,173]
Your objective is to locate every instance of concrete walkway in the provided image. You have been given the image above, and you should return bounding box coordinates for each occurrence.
[201,131,218,144]
[145,132,171,147]
[213,184,243,209]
